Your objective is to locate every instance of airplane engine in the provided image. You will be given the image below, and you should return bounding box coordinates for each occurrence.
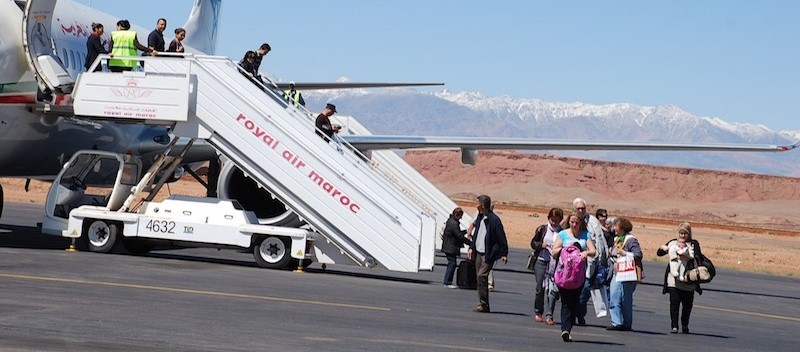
[216,161,304,227]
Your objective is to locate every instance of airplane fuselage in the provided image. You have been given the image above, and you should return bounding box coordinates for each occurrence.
[0,0,171,178]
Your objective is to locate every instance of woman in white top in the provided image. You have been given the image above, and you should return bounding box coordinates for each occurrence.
[530,208,563,326]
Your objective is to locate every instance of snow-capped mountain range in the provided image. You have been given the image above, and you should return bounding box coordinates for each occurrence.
[434,90,784,142]
[303,89,799,176]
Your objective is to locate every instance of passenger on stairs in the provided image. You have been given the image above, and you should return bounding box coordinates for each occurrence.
[140,18,166,69]
[315,103,341,141]
[147,18,167,53]
[253,43,271,72]
[84,23,108,72]
[238,51,264,86]
[167,28,186,54]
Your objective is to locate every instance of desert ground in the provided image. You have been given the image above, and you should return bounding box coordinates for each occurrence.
[3,150,798,277]
[404,151,800,277]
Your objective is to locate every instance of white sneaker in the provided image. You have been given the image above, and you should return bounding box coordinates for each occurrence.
[446,284,458,289]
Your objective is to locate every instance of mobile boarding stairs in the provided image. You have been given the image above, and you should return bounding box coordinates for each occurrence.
[65,54,437,273]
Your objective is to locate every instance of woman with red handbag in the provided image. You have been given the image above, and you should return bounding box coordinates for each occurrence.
[607,218,643,331]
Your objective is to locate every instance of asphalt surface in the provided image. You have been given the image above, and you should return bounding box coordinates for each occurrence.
[1,202,798,351]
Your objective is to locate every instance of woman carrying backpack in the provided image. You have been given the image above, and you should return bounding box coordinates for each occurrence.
[607,217,643,331]
[552,212,596,342]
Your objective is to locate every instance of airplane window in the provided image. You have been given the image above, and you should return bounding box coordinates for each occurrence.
[62,49,69,68]
[70,51,76,70]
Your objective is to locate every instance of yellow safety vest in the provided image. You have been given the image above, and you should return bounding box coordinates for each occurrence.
[109,30,138,68]
[284,89,303,107]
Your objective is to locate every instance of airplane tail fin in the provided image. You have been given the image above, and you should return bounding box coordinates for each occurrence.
[182,0,222,55]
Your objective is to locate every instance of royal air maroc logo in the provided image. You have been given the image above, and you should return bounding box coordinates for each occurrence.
[110,78,154,100]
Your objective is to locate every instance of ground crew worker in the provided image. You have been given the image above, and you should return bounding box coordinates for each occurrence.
[108,19,155,72]
[284,81,305,107]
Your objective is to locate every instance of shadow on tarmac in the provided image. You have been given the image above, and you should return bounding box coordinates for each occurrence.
[0,225,70,250]
[634,281,800,301]
[146,252,259,268]
[571,340,626,346]
[304,267,432,285]
[0,225,433,285]
[146,252,434,285]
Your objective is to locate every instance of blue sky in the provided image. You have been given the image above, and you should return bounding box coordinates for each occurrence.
[77,0,799,132]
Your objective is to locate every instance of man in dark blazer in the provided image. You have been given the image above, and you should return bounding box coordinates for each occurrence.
[468,194,509,313]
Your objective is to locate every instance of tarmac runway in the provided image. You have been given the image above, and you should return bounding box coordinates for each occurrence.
[1,202,798,351]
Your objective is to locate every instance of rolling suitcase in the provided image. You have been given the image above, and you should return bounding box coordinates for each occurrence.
[456,259,477,290]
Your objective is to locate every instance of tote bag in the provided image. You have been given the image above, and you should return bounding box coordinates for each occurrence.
[684,254,715,284]
[614,253,639,282]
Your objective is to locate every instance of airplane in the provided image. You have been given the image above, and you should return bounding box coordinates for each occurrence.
[1,0,797,228]
[0,0,225,218]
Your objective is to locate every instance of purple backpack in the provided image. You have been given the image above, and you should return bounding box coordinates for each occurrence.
[555,243,586,290]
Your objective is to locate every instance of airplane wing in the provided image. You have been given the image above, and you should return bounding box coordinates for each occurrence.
[340,135,800,164]
[340,135,800,152]
[275,82,444,90]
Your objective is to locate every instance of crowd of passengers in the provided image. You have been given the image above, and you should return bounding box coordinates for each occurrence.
[440,196,707,342]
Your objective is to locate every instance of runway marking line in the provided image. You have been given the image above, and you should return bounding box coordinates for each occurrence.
[696,304,800,323]
[0,273,390,312]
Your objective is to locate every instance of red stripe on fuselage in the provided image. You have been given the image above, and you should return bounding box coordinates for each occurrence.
[0,94,36,104]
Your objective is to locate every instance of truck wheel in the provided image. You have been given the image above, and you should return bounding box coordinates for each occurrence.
[123,238,154,255]
[85,220,119,253]
[253,236,291,269]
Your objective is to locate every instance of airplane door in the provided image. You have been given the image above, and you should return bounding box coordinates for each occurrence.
[21,0,74,94]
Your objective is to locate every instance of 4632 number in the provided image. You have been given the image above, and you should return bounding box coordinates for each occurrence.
[145,219,175,234]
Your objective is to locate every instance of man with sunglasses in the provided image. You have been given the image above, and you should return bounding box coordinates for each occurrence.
[238,51,263,86]
[572,197,609,326]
